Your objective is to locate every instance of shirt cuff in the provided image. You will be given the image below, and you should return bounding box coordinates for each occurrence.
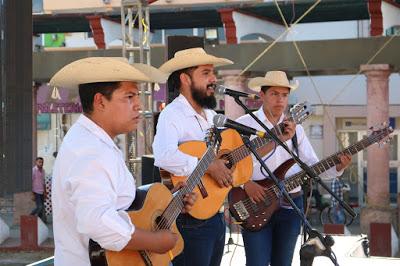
[100,209,135,251]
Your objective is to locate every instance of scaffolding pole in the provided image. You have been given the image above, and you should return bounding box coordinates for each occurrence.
[121,0,153,184]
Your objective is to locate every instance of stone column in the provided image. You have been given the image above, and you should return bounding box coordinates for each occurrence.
[360,64,395,233]
[218,70,249,120]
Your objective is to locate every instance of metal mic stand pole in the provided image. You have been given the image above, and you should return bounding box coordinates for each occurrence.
[233,96,339,265]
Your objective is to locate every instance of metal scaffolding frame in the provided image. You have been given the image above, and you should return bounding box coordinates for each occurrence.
[121,0,154,182]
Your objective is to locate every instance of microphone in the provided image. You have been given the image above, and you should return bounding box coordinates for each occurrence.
[213,114,268,138]
[216,85,260,100]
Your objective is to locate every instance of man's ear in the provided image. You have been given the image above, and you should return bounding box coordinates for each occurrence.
[180,72,191,87]
[93,93,105,111]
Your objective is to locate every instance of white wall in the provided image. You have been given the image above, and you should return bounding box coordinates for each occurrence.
[286,20,370,41]
[64,33,96,48]
[291,73,400,106]
[302,115,324,159]
[382,1,400,34]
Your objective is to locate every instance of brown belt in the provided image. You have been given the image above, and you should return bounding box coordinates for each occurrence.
[282,190,303,205]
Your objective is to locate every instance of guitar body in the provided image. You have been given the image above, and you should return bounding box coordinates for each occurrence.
[105,183,184,266]
[171,129,252,220]
[228,159,296,232]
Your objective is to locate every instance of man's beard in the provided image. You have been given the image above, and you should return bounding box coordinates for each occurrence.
[191,83,217,109]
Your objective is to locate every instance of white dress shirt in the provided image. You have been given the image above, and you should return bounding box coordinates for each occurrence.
[52,114,136,266]
[153,94,216,176]
[236,107,343,194]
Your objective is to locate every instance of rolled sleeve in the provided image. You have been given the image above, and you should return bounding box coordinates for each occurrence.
[66,158,135,251]
[153,112,198,176]
[99,209,135,251]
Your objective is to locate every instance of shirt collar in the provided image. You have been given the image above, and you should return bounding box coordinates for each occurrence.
[33,165,43,172]
[175,94,210,119]
[76,114,120,152]
[255,107,285,128]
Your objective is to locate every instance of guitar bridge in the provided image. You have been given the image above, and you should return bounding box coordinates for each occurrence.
[233,201,250,221]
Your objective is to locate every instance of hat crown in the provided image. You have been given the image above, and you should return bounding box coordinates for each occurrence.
[50,57,167,90]
[174,47,206,58]
[264,71,290,85]
[247,70,299,92]
[159,47,233,74]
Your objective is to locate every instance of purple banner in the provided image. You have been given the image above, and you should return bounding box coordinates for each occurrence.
[37,102,82,113]
[37,84,82,113]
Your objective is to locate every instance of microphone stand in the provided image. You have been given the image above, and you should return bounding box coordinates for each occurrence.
[242,135,338,266]
[233,96,350,266]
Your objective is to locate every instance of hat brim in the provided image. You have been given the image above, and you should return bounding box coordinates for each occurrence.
[248,77,299,92]
[159,53,233,74]
[50,57,168,90]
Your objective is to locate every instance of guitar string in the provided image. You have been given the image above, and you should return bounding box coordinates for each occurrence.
[227,106,305,164]
[169,151,214,226]
[225,122,285,165]
[239,140,371,210]
[236,130,388,212]
[225,106,304,164]
[157,159,208,229]
[156,149,216,230]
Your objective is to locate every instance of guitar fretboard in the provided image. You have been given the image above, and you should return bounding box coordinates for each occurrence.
[158,147,216,229]
[281,129,390,192]
[227,122,286,164]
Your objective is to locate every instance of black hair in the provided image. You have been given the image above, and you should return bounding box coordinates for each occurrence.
[167,67,197,102]
[78,82,121,114]
[260,86,271,93]
[36,157,44,161]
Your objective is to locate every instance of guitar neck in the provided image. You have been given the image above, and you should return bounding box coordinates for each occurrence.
[283,133,382,191]
[229,123,286,164]
[159,147,216,229]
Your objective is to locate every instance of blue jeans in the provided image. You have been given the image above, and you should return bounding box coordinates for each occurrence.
[30,193,44,219]
[242,196,304,266]
[332,205,345,224]
[173,213,225,266]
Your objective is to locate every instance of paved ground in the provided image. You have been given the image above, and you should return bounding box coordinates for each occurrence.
[1,212,400,265]
[0,251,53,266]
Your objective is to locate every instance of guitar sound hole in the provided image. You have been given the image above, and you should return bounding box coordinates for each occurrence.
[155,215,164,229]
[220,154,233,169]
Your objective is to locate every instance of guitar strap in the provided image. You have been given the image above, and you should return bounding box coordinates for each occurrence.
[291,131,299,156]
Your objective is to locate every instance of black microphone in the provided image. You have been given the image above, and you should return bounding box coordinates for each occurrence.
[213,114,268,138]
[216,85,260,100]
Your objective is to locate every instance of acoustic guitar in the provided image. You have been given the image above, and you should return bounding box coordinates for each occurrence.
[167,102,311,220]
[89,127,221,266]
[228,124,393,231]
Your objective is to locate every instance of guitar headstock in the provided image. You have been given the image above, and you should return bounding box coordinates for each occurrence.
[367,122,394,147]
[289,102,311,125]
[205,126,222,153]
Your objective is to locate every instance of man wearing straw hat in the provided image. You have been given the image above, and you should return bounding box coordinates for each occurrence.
[236,71,352,266]
[50,57,196,266]
[153,47,233,266]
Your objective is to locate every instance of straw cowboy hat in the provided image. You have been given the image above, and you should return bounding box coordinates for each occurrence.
[248,71,299,92]
[159,47,233,74]
[50,57,168,90]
